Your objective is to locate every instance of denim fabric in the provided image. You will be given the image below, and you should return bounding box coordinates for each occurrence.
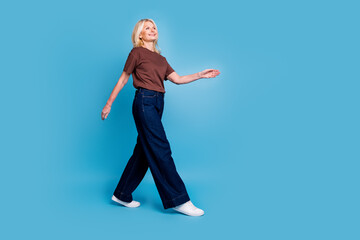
[113,87,190,209]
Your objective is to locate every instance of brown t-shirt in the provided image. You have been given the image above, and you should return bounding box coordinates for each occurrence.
[123,46,175,93]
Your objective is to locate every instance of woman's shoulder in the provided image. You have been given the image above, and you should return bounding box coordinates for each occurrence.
[131,46,147,52]
[131,46,164,58]
[128,46,146,56]
[129,46,141,53]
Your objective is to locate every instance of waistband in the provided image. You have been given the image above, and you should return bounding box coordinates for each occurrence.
[136,87,165,95]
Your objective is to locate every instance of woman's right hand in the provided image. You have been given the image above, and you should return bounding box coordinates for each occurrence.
[101,104,111,120]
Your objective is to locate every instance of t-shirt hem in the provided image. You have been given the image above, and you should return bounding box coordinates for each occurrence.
[123,69,132,74]
[135,86,166,93]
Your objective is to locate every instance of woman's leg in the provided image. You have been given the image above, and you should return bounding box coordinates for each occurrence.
[134,88,190,209]
[112,94,149,203]
[113,134,148,202]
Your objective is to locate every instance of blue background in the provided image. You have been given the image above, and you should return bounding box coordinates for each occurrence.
[1,0,359,239]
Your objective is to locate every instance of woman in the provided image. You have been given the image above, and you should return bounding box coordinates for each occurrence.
[101,19,220,217]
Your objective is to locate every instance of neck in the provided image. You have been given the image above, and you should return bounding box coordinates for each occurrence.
[141,42,155,52]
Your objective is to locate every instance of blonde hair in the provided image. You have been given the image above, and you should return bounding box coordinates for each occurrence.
[131,18,161,55]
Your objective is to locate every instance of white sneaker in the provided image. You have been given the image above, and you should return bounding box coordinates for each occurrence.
[111,195,140,208]
[172,200,204,216]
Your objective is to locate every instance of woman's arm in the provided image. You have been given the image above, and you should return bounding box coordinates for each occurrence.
[167,69,220,85]
[105,71,131,107]
[101,71,130,120]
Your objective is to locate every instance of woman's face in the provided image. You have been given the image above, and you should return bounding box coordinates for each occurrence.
[140,21,158,42]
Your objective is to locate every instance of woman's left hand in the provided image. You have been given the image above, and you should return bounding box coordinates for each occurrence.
[199,69,221,78]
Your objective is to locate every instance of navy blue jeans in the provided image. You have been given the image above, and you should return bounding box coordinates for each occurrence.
[113,87,190,209]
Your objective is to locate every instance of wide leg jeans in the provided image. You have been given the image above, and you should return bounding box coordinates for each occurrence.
[113,87,190,209]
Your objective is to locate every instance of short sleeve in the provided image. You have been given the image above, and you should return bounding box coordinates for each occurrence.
[164,58,175,81]
[123,49,138,74]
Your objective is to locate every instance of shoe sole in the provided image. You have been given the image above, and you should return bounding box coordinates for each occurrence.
[173,208,205,216]
[111,195,140,208]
